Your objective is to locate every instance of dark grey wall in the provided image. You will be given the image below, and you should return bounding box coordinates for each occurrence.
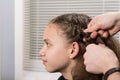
[0,0,14,80]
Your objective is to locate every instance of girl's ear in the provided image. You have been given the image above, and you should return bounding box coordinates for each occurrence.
[69,42,80,59]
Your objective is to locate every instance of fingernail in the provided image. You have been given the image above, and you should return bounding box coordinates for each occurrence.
[84,29,88,32]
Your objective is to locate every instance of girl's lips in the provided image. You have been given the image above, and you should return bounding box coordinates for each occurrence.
[42,59,47,65]
[41,57,47,65]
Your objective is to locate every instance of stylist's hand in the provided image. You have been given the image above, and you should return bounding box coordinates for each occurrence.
[84,12,120,38]
[83,44,119,74]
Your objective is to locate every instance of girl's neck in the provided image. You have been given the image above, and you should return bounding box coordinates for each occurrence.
[62,71,73,80]
[60,60,77,80]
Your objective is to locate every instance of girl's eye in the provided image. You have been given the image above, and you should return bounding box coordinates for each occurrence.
[45,42,51,47]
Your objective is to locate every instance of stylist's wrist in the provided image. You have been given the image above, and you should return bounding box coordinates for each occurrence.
[107,72,120,80]
[103,60,119,74]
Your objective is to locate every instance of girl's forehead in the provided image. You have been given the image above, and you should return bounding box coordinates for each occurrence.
[43,24,63,39]
[45,24,63,36]
[43,24,72,47]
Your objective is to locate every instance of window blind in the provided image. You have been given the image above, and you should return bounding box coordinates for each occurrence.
[24,0,120,71]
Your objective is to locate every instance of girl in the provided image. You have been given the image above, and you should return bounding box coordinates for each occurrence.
[40,13,120,80]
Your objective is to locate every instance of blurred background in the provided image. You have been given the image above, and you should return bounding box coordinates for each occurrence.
[0,0,120,80]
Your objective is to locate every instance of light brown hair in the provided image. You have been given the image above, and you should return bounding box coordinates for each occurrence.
[49,13,120,80]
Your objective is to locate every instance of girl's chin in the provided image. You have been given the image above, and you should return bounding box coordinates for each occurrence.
[46,68,59,73]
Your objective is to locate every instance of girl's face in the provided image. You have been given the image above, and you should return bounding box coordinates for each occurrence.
[40,23,72,73]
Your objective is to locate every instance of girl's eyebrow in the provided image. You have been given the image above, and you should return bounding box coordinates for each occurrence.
[44,39,48,42]
[44,39,51,43]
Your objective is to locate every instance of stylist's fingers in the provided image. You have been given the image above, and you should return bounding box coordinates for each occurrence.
[102,31,109,38]
[85,17,102,32]
[108,20,120,36]
[89,30,109,39]
[98,30,109,38]
[90,31,98,39]
[83,31,98,42]
[85,23,101,32]
[109,25,120,36]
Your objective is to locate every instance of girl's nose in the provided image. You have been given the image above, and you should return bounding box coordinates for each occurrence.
[39,48,46,57]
